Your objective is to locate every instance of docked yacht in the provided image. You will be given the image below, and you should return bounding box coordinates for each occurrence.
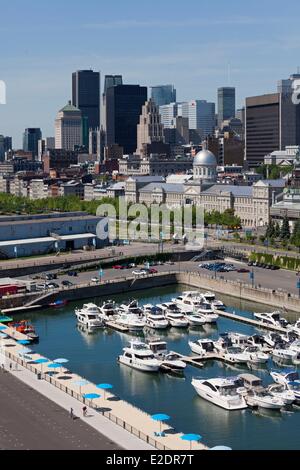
[254,311,289,329]
[172,292,203,313]
[184,312,207,327]
[191,377,248,410]
[202,292,216,302]
[196,302,219,323]
[118,340,160,372]
[242,346,270,365]
[263,332,283,348]
[189,339,215,356]
[144,306,169,330]
[115,313,146,331]
[119,300,144,317]
[272,343,297,362]
[227,332,249,349]
[147,339,186,373]
[247,334,269,351]
[289,319,300,337]
[236,374,284,409]
[98,300,118,321]
[267,383,296,405]
[75,304,104,329]
[270,369,300,402]
[223,346,249,364]
[158,303,189,328]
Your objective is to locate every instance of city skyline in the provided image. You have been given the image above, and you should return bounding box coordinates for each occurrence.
[2,0,300,146]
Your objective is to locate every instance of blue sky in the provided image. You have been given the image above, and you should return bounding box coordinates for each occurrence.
[1,0,300,146]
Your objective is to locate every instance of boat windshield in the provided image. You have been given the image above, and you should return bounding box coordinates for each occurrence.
[150,343,167,353]
[87,315,97,320]
[132,343,148,350]
[227,347,242,354]
[200,304,212,311]
[219,385,238,396]
[135,353,155,360]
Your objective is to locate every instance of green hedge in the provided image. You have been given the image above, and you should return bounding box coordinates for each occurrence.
[249,252,300,271]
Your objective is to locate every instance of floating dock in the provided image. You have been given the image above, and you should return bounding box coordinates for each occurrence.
[215,310,287,333]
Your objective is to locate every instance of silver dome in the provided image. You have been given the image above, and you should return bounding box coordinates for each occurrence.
[193,149,217,166]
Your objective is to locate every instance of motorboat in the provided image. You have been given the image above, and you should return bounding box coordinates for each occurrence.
[223,346,249,364]
[115,313,146,331]
[263,332,283,348]
[172,292,203,313]
[189,339,215,356]
[8,320,39,342]
[196,302,219,323]
[267,383,296,405]
[202,292,216,302]
[75,304,104,329]
[211,299,226,311]
[159,352,187,373]
[158,303,188,328]
[227,332,249,349]
[191,377,248,410]
[270,369,299,386]
[242,346,270,365]
[289,319,300,337]
[98,300,118,321]
[272,343,297,362]
[144,307,169,330]
[213,334,233,353]
[254,311,289,329]
[247,334,269,351]
[246,389,284,410]
[184,312,207,327]
[118,340,160,372]
[119,299,144,317]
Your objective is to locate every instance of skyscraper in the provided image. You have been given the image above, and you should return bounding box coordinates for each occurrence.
[72,70,100,146]
[159,102,183,128]
[23,128,42,159]
[151,85,176,107]
[182,100,215,138]
[218,87,236,126]
[136,99,165,155]
[106,84,147,154]
[104,75,123,94]
[55,101,82,151]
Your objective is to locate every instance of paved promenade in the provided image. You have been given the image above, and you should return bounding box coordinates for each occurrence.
[0,335,206,451]
[0,370,121,450]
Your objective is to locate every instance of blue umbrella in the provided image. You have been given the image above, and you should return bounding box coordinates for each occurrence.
[48,363,61,369]
[33,358,49,372]
[17,340,31,345]
[96,383,113,399]
[73,379,90,394]
[152,414,171,434]
[19,348,32,354]
[0,332,8,338]
[54,358,69,364]
[82,393,101,403]
[181,434,202,451]
[0,326,7,331]
[210,446,232,451]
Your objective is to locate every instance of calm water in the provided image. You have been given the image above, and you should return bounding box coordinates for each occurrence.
[26,286,300,450]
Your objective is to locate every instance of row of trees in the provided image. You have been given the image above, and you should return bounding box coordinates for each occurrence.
[256,164,293,180]
[265,217,300,249]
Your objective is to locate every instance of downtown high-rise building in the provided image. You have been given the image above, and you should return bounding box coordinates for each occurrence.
[55,101,82,151]
[105,84,147,154]
[23,128,42,159]
[181,100,215,138]
[159,102,183,128]
[218,87,236,126]
[72,69,101,146]
[245,74,300,166]
[136,99,165,155]
[151,85,176,107]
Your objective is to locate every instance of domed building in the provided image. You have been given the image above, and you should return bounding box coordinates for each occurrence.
[193,149,217,183]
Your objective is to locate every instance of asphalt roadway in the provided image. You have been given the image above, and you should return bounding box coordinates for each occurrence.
[25,258,300,297]
[0,370,122,450]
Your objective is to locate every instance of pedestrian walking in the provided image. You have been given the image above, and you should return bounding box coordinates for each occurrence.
[9,363,12,371]
[83,406,87,417]
[70,408,74,419]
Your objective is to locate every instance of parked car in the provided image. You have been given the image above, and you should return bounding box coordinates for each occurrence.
[112,265,123,270]
[67,271,78,277]
[62,280,74,287]
[132,270,148,276]
[148,268,158,274]
[91,277,100,283]
[237,268,250,273]
[46,282,60,289]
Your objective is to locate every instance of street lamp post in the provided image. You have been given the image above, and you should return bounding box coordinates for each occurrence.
[297,278,300,299]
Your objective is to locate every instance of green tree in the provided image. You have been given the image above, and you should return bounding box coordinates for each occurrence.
[280,216,291,241]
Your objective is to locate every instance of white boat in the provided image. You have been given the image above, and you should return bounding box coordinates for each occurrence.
[75,303,104,329]
[189,339,215,356]
[263,332,283,348]
[243,346,270,365]
[118,340,160,372]
[211,299,226,311]
[227,332,249,349]
[223,346,249,364]
[196,302,219,323]
[289,319,300,337]
[184,312,206,327]
[272,344,297,362]
[202,292,216,302]
[98,300,118,321]
[254,311,289,329]
[267,383,296,405]
[158,303,189,328]
[144,306,169,330]
[119,299,144,316]
[247,334,269,351]
[270,369,300,402]
[115,313,146,331]
[147,339,186,373]
[191,377,248,410]
[246,390,284,410]
[172,292,203,313]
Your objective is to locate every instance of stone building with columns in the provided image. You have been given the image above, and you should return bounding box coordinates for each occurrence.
[124,149,285,228]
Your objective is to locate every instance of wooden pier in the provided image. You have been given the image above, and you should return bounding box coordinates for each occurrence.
[215,310,287,333]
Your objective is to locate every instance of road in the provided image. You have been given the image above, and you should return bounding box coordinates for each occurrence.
[0,370,122,450]
[24,258,300,298]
